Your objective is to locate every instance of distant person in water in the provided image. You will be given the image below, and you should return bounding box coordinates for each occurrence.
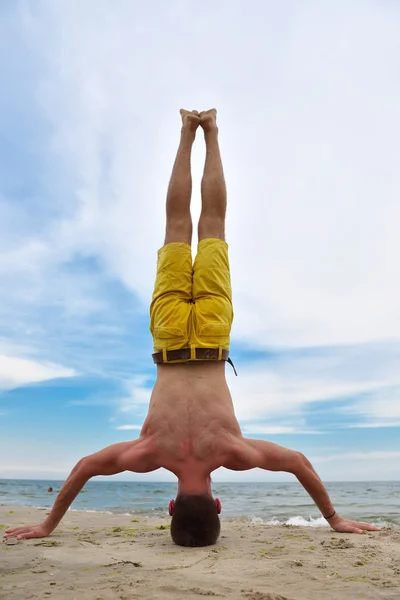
[5,109,380,547]
[47,487,53,493]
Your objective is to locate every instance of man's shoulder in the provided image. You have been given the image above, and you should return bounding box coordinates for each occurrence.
[220,436,260,471]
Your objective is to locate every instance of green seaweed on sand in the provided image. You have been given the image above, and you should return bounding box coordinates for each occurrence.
[33,540,60,547]
[328,572,342,579]
[344,575,369,583]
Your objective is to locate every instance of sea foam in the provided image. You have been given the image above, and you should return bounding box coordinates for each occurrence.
[250,515,329,527]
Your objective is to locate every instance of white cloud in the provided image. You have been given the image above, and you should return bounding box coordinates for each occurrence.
[0,465,70,474]
[230,369,374,422]
[226,343,400,427]
[116,376,153,413]
[241,425,321,435]
[0,354,76,389]
[116,424,142,431]
[314,451,400,463]
[349,422,400,429]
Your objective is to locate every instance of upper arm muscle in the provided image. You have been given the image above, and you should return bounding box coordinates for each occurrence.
[84,442,146,477]
[239,438,300,473]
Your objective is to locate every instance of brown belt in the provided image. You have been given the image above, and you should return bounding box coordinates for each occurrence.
[152,347,237,375]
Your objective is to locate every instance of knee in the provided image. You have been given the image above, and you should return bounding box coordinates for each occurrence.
[198,215,225,241]
[165,217,192,245]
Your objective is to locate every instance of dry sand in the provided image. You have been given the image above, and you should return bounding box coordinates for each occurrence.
[1,505,399,600]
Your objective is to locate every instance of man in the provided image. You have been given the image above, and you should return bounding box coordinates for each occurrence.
[5,109,379,546]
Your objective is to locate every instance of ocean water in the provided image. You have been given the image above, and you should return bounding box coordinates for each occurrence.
[0,479,399,527]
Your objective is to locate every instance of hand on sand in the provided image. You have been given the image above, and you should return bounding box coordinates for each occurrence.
[4,523,52,540]
[180,109,200,132]
[329,515,380,534]
[199,108,218,132]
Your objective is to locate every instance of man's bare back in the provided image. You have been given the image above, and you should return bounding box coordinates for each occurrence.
[5,109,380,545]
[144,363,240,464]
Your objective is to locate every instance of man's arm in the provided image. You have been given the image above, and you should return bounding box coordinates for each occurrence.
[4,441,151,540]
[243,439,379,534]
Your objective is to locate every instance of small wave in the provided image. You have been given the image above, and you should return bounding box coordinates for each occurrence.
[250,515,329,527]
[368,519,395,528]
[249,515,396,528]
[69,508,113,515]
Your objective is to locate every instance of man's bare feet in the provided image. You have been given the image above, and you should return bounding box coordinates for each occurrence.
[180,109,200,132]
[199,109,218,133]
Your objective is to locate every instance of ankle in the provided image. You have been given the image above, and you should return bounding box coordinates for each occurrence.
[181,125,196,140]
[204,126,219,138]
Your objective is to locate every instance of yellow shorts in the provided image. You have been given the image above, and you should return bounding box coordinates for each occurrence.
[150,238,233,358]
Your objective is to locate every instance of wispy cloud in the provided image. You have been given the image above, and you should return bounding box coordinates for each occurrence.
[0,354,75,390]
[227,343,400,432]
[116,376,153,414]
[241,425,323,435]
[349,422,400,429]
[314,451,400,463]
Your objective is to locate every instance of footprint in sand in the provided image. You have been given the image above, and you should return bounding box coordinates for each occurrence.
[189,588,222,596]
[243,592,289,600]
[321,538,355,549]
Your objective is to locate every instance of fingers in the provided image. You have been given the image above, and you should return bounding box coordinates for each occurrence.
[349,521,381,531]
[16,531,37,540]
[336,526,363,534]
[4,526,32,537]
[360,523,380,531]
[350,527,363,534]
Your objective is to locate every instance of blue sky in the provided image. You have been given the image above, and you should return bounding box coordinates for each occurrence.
[1,0,400,482]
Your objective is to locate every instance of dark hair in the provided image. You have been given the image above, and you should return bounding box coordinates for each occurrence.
[170,494,220,547]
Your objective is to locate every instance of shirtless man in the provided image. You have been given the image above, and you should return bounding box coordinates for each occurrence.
[5,109,379,547]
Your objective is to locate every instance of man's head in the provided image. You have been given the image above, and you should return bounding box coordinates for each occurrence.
[169,494,221,547]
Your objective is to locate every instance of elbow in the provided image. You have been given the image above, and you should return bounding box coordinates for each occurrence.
[77,457,87,469]
[77,456,93,476]
[290,451,307,475]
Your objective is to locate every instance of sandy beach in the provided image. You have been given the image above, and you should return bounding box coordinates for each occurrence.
[1,506,399,600]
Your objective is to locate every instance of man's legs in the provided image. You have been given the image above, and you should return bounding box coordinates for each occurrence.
[164,109,200,245]
[192,110,233,352]
[198,109,227,241]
